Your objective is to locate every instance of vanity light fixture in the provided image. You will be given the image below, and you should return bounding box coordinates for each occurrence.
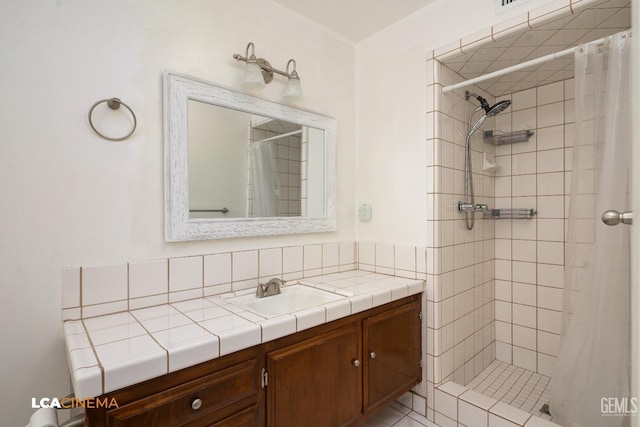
[233,42,303,101]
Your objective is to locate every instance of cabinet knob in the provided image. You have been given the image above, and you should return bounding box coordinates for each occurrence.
[352,359,360,367]
[191,398,203,410]
[369,351,376,359]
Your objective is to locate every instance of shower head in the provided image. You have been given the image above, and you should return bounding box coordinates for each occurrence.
[465,91,512,116]
[486,100,511,117]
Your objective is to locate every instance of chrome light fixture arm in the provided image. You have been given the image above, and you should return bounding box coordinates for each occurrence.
[233,42,300,81]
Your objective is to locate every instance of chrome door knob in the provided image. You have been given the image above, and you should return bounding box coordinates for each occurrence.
[352,359,360,367]
[369,351,376,359]
[601,210,633,226]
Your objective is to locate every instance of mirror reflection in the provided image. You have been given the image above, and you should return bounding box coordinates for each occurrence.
[187,100,325,220]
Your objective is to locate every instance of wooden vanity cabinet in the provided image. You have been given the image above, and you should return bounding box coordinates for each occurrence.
[83,294,421,427]
[263,295,421,427]
[85,347,264,427]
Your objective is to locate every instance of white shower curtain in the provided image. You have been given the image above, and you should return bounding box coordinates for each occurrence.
[249,141,279,217]
[550,31,631,427]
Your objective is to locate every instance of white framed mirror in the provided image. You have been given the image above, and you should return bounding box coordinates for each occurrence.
[164,70,337,241]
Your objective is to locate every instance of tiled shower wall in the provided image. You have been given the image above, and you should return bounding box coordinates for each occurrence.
[425,57,497,420]
[248,122,303,217]
[492,79,574,377]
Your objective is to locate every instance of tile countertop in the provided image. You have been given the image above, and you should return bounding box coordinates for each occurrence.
[63,270,424,399]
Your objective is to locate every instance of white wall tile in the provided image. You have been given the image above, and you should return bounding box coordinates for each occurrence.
[129,259,168,299]
[537,101,564,128]
[489,415,520,427]
[376,243,395,269]
[512,175,536,197]
[303,244,322,270]
[358,241,375,265]
[495,341,512,364]
[339,242,355,265]
[536,125,564,151]
[537,172,564,195]
[537,263,564,288]
[512,262,536,285]
[232,251,258,282]
[513,346,537,371]
[537,81,564,105]
[204,253,232,286]
[512,282,536,305]
[259,248,282,278]
[395,245,416,272]
[169,256,203,292]
[536,196,564,219]
[434,389,458,420]
[82,264,128,306]
[538,331,560,356]
[537,219,564,242]
[537,286,563,311]
[62,267,81,309]
[538,308,561,334]
[512,304,536,328]
[283,246,303,273]
[537,353,557,377]
[512,152,536,175]
[512,240,536,262]
[460,400,489,427]
[537,149,564,173]
[512,88,536,111]
[322,243,339,268]
[512,325,536,351]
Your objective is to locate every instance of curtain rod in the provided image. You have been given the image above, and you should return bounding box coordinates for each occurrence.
[253,128,302,144]
[441,36,609,94]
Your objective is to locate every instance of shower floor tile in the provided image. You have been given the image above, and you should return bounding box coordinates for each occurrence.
[467,360,554,421]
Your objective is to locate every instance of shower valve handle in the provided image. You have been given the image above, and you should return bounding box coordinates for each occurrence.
[458,202,489,213]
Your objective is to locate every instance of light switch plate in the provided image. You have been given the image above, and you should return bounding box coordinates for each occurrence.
[358,204,372,222]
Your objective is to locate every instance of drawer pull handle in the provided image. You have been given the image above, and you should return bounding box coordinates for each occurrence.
[370,351,376,359]
[191,398,203,410]
[352,359,360,367]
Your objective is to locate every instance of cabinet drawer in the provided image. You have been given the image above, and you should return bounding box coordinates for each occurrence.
[106,359,259,427]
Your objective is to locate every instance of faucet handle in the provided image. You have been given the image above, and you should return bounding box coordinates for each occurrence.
[256,282,266,297]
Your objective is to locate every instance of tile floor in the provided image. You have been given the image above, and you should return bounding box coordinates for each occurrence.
[466,360,553,421]
[361,402,438,427]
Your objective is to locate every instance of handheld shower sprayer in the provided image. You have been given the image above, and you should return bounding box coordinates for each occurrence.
[460,91,512,230]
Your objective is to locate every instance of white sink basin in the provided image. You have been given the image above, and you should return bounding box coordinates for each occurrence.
[226,284,345,317]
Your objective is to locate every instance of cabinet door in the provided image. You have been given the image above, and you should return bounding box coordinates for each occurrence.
[363,299,421,412]
[266,322,362,427]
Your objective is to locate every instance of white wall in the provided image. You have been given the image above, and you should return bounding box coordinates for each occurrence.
[0,1,355,424]
[354,0,560,245]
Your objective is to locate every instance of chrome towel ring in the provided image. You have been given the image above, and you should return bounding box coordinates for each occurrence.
[88,97,137,141]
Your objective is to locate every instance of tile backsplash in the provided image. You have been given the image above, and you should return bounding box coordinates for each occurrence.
[62,241,427,321]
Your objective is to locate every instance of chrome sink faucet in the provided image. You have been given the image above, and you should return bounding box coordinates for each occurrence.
[256,278,285,298]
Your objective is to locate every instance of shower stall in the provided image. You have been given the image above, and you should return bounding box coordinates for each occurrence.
[424,1,632,426]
